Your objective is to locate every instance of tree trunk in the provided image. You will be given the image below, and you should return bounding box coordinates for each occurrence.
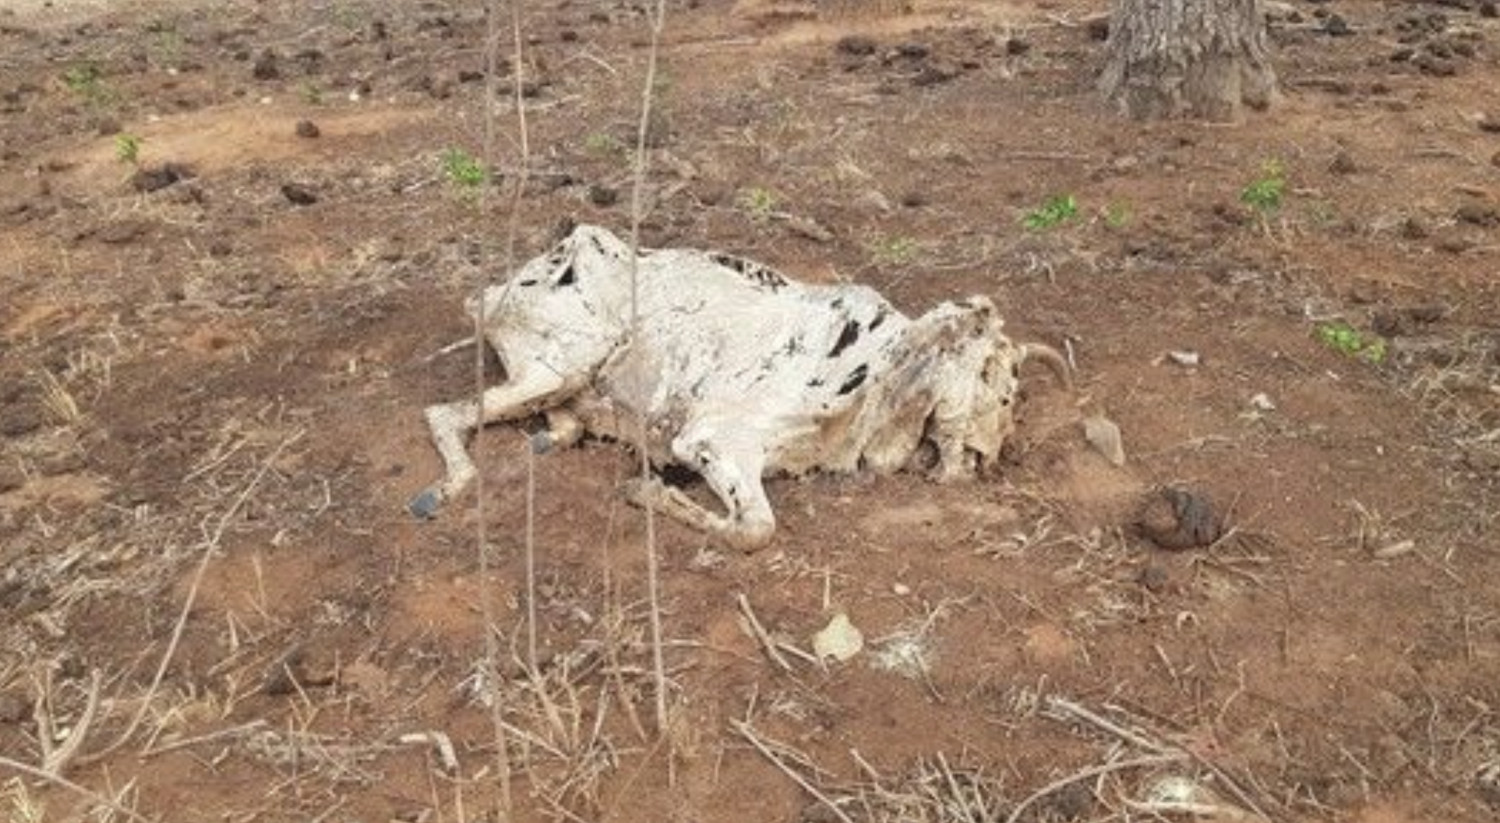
[1099,0,1278,121]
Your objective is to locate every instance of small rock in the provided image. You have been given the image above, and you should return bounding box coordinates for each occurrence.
[1328,150,1357,175]
[1083,413,1126,467]
[252,49,279,80]
[911,61,960,87]
[812,613,863,663]
[0,405,42,437]
[1455,203,1499,227]
[892,582,911,596]
[1481,0,1498,18]
[1136,564,1169,593]
[894,42,930,59]
[1085,15,1110,41]
[294,119,320,138]
[1005,37,1031,55]
[0,692,29,723]
[1248,392,1276,412]
[0,462,24,493]
[783,214,834,243]
[1399,216,1430,240]
[131,162,194,193]
[899,191,928,208]
[281,183,318,205]
[1371,310,1407,338]
[1322,13,1352,36]
[587,183,618,207]
[835,34,877,56]
[1166,350,1200,367]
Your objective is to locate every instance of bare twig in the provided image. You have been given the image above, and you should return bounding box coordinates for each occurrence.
[735,592,794,673]
[626,0,671,736]
[1003,753,1186,823]
[0,755,156,823]
[730,719,855,823]
[83,431,303,766]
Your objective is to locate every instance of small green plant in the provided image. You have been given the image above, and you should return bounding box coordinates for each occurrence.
[149,26,186,69]
[583,132,625,157]
[298,81,324,105]
[440,148,489,191]
[1022,194,1079,231]
[738,187,779,222]
[1316,322,1387,364]
[869,235,919,266]
[62,63,111,104]
[1240,159,1286,215]
[114,133,142,165]
[1104,201,1131,229]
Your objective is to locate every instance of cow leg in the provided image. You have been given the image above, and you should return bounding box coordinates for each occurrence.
[622,427,775,550]
[409,366,572,518]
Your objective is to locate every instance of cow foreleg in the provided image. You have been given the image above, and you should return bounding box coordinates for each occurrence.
[409,368,572,518]
[622,428,775,550]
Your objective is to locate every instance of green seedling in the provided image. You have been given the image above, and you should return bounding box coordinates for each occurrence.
[1023,194,1079,231]
[441,148,489,191]
[114,133,142,165]
[1241,159,1286,215]
[869,235,919,266]
[738,187,779,222]
[298,81,324,105]
[1104,201,1131,228]
[62,63,111,105]
[1316,321,1386,364]
[583,132,625,157]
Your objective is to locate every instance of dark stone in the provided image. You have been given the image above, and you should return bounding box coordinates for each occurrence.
[1455,203,1499,227]
[280,182,318,205]
[130,162,194,192]
[1323,14,1352,36]
[835,34,877,56]
[587,183,618,207]
[251,48,279,80]
[1329,150,1357,174]
[294,119,320,138]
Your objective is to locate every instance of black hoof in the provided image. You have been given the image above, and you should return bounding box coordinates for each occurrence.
[408,489,443,520]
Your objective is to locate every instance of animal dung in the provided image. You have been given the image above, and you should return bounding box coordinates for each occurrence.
[1133,486,1223,550]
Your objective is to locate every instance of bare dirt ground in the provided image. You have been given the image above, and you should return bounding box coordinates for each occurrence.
[2,0,1499,821]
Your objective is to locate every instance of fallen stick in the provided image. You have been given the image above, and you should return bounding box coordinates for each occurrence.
[730,719,853,823]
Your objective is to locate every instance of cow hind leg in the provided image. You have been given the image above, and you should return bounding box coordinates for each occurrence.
[623,429,775,550]
[409,367,572,518]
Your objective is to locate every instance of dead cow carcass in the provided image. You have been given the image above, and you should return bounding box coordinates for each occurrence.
[411,224,1069,549]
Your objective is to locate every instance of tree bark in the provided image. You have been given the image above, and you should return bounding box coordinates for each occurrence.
[1099,0,1278,121]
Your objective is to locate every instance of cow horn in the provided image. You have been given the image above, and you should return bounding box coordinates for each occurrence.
[1020,343,1073,390]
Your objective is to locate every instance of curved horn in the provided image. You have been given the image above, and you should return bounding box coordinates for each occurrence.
[1020,343,1074,391]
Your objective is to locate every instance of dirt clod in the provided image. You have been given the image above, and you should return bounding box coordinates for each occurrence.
[280,183,318,206]
[835,35,877,57]
[0,462,24,494]
[131,162,194,193]
[252,49,279,80]
[1137,563,1170,593]
[0,692,29,724]
[1134,487,1222,550]
[587,183,618,207]
[1455,203,1499,227]
[294,119,320,138]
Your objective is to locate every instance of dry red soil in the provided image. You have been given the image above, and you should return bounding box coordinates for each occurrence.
[2,0,1499,821]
